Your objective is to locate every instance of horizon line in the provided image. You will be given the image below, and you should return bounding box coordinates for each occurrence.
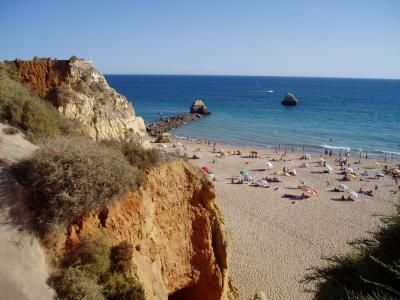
[104,73,400,81]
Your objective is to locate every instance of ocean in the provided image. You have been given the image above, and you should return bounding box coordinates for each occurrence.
[106,75,400,159]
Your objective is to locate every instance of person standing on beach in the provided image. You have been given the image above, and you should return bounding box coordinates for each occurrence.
[366,153,368,159]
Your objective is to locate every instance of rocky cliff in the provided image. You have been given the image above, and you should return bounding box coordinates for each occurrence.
[48,160,237,300]
[13,59,147,142]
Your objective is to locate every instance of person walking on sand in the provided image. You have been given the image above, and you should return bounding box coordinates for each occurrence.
[366,153,368,159]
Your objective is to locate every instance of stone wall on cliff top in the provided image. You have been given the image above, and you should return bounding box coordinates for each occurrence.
[14,59,147,142]
[50,160,238,300]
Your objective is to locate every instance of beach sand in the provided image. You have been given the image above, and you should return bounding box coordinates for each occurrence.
[160,138,399,300]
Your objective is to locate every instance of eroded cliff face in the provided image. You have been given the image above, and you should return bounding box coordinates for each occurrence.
[14,59,147,142]
[49,160,237,300]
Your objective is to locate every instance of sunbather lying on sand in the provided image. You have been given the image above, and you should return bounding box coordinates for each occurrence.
[282,193,310,200]
[341,195,355,201]
[264,176,281,183]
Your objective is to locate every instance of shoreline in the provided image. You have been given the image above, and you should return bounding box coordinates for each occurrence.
[171,132,400,162]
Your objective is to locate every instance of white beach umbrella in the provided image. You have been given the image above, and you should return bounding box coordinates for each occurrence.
[325,164,333,172]
[193,152,202,159]
[348,190,358,200]
[339,184,349,192]
[266,161,274,169]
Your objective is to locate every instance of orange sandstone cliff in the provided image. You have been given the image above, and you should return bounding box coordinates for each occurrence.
[13,59,147,142]
[49,160,237,300]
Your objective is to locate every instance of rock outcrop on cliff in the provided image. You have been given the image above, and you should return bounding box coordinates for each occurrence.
[50,160,237,300]
[13,59,147,142]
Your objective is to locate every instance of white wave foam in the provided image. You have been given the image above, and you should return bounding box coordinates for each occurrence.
[376,150,400,155]
[319,144,351,151]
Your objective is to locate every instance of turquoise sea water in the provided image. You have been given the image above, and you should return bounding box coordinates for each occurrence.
[106,75,400,159]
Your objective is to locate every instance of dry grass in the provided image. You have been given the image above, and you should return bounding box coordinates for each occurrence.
[101,140,162,171]
[11,136,141,235]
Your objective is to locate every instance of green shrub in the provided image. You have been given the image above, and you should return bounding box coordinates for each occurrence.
[48,267,105,300]
[67,236,111,277]
[305,203,400,299]
[0,61,68,139]
[50,237,145,300]
[111,241,133,273]
[11,136,141,235]
[103,272,145,300]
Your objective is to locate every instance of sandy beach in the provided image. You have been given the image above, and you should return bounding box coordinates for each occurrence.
[160,137,399,300]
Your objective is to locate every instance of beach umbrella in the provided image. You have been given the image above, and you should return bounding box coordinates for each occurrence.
[339,184,349,192]
[325,164,333,172]
[348,190,358,200]
[202,166,213,174]
[240,170,249,176]
[193,152,202,159]
[266,162,274,169]
[346,167,354,172]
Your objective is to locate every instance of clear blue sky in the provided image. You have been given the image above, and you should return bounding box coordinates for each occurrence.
[1,0,399,78]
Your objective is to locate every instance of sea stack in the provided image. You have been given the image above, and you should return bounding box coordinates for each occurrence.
[281,93,298,106]
[190,99,211,114]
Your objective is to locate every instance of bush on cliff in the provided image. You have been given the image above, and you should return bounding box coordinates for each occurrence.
[11,136,143,235]
[305,203,400,299]
[49,237,145,300]
[0,61,68,139]
[102,140,162,171]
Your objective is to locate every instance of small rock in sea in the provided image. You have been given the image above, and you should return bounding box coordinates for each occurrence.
[190,99,211,114]
[281,92,298,106]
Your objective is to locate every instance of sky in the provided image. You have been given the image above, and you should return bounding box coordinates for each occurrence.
[1,0,399,79]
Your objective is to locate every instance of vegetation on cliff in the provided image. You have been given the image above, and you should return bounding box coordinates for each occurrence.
[11,136,153,236]
[306,203,400,299]
[0,61,68,139]
[49,235,145,300]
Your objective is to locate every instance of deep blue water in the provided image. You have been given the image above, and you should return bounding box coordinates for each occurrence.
[106,75,400,158]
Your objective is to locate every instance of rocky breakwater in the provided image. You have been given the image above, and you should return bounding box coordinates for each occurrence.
[147,99,211,137]
[13,58,147,142]
[50,160,238,300]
